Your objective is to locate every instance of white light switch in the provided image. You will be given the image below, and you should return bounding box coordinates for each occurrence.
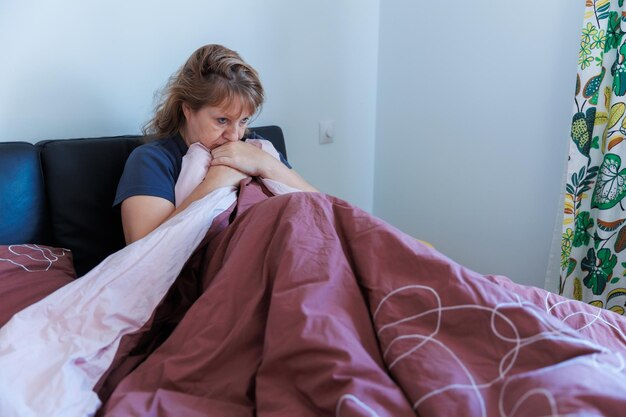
[319,120,335,145]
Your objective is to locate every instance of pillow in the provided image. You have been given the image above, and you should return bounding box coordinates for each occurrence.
[0,244,76,327]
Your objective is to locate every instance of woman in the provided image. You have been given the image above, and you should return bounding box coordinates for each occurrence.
[115,44,317,244]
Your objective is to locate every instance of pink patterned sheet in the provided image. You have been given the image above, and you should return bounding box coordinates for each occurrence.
[96,181,626,417]
[2,148,626,416]
[0,244,75,327]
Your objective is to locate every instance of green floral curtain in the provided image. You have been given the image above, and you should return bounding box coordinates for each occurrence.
[559,0,626,314]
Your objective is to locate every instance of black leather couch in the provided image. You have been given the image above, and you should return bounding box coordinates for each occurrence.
[0,126,286,276]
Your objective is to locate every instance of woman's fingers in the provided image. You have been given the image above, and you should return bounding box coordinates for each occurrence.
[210,142,270,176]
[204,165,248,188]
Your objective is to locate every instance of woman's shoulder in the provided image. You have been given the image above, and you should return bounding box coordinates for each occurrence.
[125,134,188,176]
[129,136,187,161]
[114,135,186,207]
[134,135,187,160]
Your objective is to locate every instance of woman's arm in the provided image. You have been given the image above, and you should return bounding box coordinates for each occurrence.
[121,165,247,244]
[210,141,318,192]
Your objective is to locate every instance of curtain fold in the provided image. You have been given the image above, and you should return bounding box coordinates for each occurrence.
[558,0,626,314]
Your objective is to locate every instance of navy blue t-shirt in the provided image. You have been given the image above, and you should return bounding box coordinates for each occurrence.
[114,132,290,207]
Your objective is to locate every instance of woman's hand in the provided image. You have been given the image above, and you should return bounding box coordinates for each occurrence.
[201,164,249,189]
[210,141,275,177]
[211,140,318,192]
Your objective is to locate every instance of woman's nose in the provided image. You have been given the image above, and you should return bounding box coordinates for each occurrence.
[224,124,241,141]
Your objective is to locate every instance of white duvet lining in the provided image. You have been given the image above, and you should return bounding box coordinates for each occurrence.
[0,187,236,417]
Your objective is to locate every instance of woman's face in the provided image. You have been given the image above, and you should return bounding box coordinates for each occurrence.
[181,97,253,150]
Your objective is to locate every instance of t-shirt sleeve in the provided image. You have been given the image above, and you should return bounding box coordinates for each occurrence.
[113,145,177,207]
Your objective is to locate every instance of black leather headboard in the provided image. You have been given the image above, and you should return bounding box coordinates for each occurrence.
[0,125,286,276]
[39,135,143,276]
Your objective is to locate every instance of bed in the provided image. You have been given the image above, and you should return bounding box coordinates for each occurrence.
[1,127,626,417]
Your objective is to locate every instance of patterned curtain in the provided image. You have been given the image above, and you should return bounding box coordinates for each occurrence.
[559,0,626,313]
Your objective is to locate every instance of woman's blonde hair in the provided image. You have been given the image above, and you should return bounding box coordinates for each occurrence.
[143,44,264,139]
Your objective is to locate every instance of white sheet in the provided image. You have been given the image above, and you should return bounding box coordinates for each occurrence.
[0,187,236,417]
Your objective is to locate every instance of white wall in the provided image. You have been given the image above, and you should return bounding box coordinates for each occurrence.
[374,0,585,287]
[0,0,380,211]
[2,0,591,288]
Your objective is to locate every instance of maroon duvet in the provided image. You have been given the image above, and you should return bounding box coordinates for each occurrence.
[92,180,626,416]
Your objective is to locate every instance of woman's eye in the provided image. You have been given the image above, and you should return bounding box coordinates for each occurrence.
[217,118,228,125]
[240,118,250,125]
